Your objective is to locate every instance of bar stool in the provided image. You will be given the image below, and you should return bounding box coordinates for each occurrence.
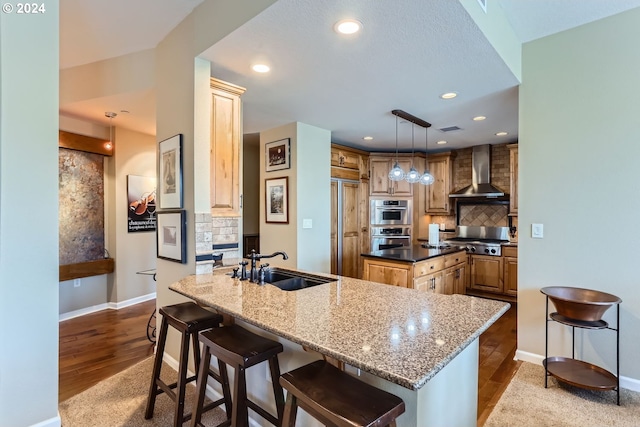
[191,325,285,427]
[145,302,231,427]
[279,360,405,427]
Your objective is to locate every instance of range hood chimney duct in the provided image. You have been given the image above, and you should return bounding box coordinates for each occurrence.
[449,144,505,198]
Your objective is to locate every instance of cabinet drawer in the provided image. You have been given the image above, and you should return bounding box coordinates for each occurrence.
[502,246,517,258]
[414,257,445,277]
[444,251,466,268]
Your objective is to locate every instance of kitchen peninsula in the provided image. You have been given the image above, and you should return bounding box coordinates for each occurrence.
[169,266,509,426]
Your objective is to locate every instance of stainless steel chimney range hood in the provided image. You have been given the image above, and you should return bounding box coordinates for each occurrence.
[449,144,506,198]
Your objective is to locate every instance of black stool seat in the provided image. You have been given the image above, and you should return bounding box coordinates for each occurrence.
[145,302,229,427]
[191,325,285,427]
[280,360,406,427]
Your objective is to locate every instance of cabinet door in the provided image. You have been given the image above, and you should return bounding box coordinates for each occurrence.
[456,264,467,295]
[370,158,392,195]
[341,182,361,278]
[425,154,452,214]
[503,257,518,296]
[414,271,443,293]
[210,78,245,216]
[330,181,338,275]
[443,268,456,295]
[470,255,503,293]
[363,259,410,287]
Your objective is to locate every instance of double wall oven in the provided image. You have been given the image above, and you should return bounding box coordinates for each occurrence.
[370,199,412,251]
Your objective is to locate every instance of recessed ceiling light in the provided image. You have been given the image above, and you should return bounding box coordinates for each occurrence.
[334,19,362,35]
[252,64,270,73]
[440,92,457,99]
[496,131,508,136]
[363,136,373,141]
[436,140,447,145]
[473,116,486,121]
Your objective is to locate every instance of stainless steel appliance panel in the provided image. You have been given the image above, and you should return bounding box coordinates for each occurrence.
[371,235,411,251]
[370,199,412,226]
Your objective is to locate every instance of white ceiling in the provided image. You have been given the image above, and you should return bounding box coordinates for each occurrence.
[59,0,640,151]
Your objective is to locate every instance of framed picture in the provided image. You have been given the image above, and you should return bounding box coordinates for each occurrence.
[127,175,156,233]
[159,134,183,209]
[265,177,289,224]
[265,138,290,172]
[156,210,186,263]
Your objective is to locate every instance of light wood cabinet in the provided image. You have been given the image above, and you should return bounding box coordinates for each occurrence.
[469,255,503,293]
[362,258,411,288]
[210,77,245,216]
[508,144,518,216]
[331,180,362,279]
[424,152,454,214]
[362,250,467,294]
[502,246,518,297]
[369,156,413,196]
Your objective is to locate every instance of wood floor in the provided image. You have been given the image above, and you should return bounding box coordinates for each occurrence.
[58,298,518,425]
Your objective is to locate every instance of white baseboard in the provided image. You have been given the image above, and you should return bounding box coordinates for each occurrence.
[515,349,640,392]
[59,292,156,322]
[29,414,61,427]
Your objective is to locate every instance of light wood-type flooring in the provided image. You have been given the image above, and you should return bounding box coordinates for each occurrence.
[59,298,518,425]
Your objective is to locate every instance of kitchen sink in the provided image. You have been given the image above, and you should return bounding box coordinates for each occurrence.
[263,268,335,291]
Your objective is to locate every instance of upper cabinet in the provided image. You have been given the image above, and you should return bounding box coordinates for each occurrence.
[369,155,413,196]
[507,144,518,216]
[424,152,454,214]
[210,77,245,217]
[331,144,369,181]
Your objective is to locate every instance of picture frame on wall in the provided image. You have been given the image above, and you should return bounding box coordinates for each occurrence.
[265,177,289,224]
[159,134,183,209]
[265,138,290,172]
[127,175,157,233]
[156,210,186,263]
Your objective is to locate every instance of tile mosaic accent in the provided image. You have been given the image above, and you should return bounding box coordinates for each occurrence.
[459,204,508,227]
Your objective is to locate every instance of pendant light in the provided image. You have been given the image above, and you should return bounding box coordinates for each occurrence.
[388,115,405,181]
[405,122,420,183]
[104,111,117,151]
[419,125,435,185]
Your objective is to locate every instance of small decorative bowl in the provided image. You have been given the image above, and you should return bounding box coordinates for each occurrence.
[540,286,621,322]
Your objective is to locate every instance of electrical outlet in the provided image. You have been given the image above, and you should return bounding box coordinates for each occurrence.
[302,219,313,229]
[73,279,81,288]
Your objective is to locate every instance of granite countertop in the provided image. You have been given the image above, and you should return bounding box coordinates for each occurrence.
[169,268,509,390]
[362,244,466,263]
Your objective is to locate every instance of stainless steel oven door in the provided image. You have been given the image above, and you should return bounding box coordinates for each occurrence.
[370,199,412,225]
[371,235,411,251]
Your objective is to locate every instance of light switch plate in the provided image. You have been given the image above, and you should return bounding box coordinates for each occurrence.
[532,223,544,238]
[302,219,313,229]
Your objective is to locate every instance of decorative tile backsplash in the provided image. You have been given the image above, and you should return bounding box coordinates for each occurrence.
[195,212,240,274]
[458,204,508,227]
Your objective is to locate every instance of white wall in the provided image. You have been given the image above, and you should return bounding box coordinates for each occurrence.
[106,127,157,303]
[0,3,61,426]
[517,8,640,383]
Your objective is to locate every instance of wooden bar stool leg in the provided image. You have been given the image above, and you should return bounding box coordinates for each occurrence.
[174,331,191,427]
[191,330,201,376]
[190,343,212,427]
[218,359,233,417]
[144,317,169,419]
[281,393,297,427]
[268,357,285,423]
[232,366,249,427]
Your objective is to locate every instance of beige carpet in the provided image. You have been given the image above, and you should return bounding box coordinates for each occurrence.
[485,362,640,427]
[59,357,229,427]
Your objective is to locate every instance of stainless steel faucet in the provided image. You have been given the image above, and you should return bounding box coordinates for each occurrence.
[245,249,288,283]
